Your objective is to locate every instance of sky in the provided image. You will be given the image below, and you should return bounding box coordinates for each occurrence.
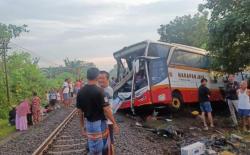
[0,0,203,70]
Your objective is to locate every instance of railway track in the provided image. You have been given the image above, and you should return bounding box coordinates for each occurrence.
[32,109,87,155]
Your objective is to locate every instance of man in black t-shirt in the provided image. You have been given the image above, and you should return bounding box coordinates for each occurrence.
[198,78,214,130]
[77,67,119,155]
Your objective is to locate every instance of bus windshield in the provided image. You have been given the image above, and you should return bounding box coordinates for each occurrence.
[148,58,168,85]
[147,43,171,59]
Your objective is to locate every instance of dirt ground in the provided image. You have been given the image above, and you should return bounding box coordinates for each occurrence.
[117,103,250,154]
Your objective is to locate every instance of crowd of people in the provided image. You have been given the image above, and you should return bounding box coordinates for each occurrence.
[198,74,250,131]
[7,67,250,155]
[12,92,42,131]
[8,78,85,131]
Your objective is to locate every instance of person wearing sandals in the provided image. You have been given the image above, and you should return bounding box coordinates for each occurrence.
[198,78,214,130]
[237,81,250,132]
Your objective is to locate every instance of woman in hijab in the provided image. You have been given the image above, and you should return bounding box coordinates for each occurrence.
[16,99,31,131]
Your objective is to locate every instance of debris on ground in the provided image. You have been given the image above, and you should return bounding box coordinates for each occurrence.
[191,110,199,116]
[230,134,243,141]
[206,148,217,155]
[118,106,250,154]
[189,126,202,131]
[135,122,143,127]
[154,125,184,139]
[137,109,250,154]
[181,142,205,155]
[165,118,172,122]
[219,150,235,155]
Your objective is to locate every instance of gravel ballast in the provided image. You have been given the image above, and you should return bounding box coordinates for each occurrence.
[0,107,74,155]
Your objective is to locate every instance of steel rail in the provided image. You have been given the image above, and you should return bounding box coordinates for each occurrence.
[32,108,77,155]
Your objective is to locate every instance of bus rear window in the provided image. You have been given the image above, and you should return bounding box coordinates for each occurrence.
[170,50,209,69]
[147,43,170,58]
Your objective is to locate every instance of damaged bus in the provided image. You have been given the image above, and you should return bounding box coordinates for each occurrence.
[113,40,224,113]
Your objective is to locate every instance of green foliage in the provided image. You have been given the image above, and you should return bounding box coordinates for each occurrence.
[64,58,95,80]
[0,52,49,119]
[0,119,15,139]
[0,23,29,119]
[158,12,209,48]
[201,0,250,73]
[7,52,49,103]
[42,58,95,81]
[0,23,28,42]
[0,53,96,119]
[47,72,76,89]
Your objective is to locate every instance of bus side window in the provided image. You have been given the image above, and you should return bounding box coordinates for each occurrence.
[170,50,209,69]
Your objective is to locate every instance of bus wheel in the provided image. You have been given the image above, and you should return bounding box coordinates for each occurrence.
[171,93,183,111]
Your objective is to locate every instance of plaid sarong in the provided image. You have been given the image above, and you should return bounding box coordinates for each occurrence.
[86,120,111,155]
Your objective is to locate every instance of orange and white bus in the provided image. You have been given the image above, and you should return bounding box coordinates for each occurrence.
[113,40,224,112]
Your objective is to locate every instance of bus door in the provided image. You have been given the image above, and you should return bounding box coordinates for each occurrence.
[130,58,150,113]
[148,58,171,104]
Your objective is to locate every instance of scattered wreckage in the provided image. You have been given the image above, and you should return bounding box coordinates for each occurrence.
[112,40,225,113]
[134,115,250,155]
[112,40,250,154]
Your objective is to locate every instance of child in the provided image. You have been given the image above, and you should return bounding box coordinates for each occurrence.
[56,89,61,109]
[56,89,61,104]
[237,81,250,131]
[49,89,57,109]
[198,78,214,130]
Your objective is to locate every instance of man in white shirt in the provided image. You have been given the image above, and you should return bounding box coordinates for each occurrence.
[62,79,70,107]
[98,71,115,153]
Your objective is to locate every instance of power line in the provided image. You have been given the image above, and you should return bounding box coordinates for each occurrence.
[9,42,62,67]
[9,42,60,67]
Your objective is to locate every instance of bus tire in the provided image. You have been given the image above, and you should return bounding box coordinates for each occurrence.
[171,92,183,111]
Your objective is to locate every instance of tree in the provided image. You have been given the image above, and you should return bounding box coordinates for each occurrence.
[42,58,95,81]
[63,58,95,80]
[200,0,250,73]
[0,23,28,110]
[0,52,49,119]
[7,52,48,102]
[0,23,28,42]
[158,12,209,48]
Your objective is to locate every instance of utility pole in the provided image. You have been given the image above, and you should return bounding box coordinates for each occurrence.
[1,41,11,105]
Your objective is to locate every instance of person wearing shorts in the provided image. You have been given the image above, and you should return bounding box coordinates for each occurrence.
[63,93,69,101]
[237,81,250,132]
[49,89,57,109]
[198,78,214,130]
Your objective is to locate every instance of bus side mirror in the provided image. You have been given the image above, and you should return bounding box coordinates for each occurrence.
[134,59,140,73]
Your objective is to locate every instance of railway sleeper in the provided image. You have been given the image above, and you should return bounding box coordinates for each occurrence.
[49,144,85,152]
[45,148,86,155]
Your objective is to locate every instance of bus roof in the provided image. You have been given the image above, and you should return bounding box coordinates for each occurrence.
[113,41,148,59]
[149,40,208,55]
[113,40,208,59]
